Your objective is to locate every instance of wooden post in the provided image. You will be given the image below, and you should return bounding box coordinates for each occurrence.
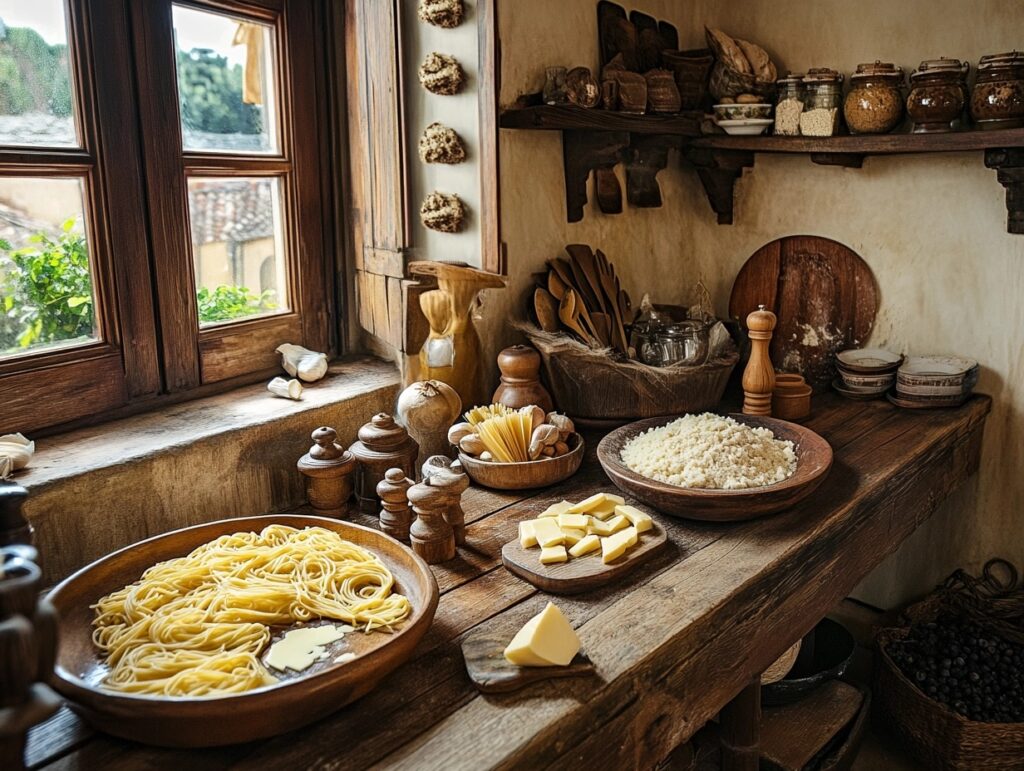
[719,678,761,771]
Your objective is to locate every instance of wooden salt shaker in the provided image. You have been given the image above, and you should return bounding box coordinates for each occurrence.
[430,462,470,546]
[492,345,554,413]
[297,427,357,518]
[742,305,777,417]
[407,477,456,564]
[348,413,419,514]
[376,468,414,543]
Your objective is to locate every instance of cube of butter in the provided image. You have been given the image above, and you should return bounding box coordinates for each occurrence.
[539,545,568,564]
[532,517,564,548]
[568,533,601,557]
[503,602,580,667]
[560,528,586,547]
[566,493,609,514]
[614,504,653,533]
[538,500,573,518]
[590,515,628,537]
[557,512,589,530]
[518,520,538,548]
[587,499,619,520]
[601,526,639,564]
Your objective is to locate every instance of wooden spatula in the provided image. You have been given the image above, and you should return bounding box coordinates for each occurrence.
[533,287,561,333]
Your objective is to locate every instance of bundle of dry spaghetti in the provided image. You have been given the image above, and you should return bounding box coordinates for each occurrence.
[91,525,410,698]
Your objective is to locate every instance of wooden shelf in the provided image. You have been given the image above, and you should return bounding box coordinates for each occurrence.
[499,105,702,136]
[690,127,1024,157]
[500,105,1024,233]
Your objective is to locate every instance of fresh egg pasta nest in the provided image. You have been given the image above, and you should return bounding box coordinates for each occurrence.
[621,413,797,490]
[91,525,411,698]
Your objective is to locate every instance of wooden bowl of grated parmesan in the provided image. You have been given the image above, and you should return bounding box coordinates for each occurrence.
[597,413,832,522]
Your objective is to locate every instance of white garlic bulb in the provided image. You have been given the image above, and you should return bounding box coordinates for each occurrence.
[276,343,329,382]
[267,377,303,400]
[0,433,35,478]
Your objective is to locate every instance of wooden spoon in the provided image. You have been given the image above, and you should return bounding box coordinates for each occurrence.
[566,244,606,314]
[567,252,602,314]
[533,287,561,333]
[548,259,577,299]
[548,270,567,301]
[558,289,592,344]
[590,312,612,347]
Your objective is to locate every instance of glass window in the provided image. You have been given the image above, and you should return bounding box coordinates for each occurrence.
[172,4,278,154]
[0,0,79,147]
[0,176,95,357]
[187,176,287,326]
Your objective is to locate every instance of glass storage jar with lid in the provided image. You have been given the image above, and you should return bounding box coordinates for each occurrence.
[800,68,843,136]
[843,61,905,134]
[971,51,1024,129]
[774,73,805,135]
[907,58,968,133]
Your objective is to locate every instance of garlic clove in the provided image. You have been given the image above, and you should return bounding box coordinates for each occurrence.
[276,344,329,382]
[0,432,35,473]
[268,377,303,400]
[447,422,475,446]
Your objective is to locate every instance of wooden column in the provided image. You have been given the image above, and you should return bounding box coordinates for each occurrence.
[719,679,761,771]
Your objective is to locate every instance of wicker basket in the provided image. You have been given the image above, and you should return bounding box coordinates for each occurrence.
[707,60,776,103]
[523,326,738,426]
[874,562,1024,769]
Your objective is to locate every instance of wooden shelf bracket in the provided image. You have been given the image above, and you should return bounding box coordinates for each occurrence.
[624,134,684,208]
[985,148,1024,235]
[562,129,630,223]
[684,147,755,225]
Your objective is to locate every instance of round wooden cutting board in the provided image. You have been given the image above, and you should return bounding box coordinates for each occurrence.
[729,236,879,392]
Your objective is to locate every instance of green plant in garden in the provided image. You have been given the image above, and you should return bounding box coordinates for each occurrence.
[0,218,93,353]
[196,284,277,323]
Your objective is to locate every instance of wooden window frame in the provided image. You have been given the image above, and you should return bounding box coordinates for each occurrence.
[0,0,338,435]
[133,0,332,389]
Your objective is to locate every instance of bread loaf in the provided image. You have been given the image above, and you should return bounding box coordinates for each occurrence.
[706,27,750,74]
[736,39,777,82]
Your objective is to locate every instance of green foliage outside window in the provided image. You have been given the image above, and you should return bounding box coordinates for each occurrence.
[196,284,277,323]
[176,48,262,136]
[0,218,93,353]
[0,27,72,117]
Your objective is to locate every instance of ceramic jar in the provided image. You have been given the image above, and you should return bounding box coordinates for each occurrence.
[774,73,805,136]
[970,51,1024,129]
[800,68,843,136]
[907,58,968,133]
[492,345,554,413]
[843,61,905,134]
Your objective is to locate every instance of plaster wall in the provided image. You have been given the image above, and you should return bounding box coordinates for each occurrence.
[489,0,1024,608]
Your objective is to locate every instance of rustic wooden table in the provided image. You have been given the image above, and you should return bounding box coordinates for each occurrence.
[27,394,990,770]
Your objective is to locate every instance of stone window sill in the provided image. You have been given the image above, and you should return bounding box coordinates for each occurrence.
[18,356,401,584]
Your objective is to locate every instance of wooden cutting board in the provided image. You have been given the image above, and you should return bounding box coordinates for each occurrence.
[729,236,879,392]
[501,522,668,594]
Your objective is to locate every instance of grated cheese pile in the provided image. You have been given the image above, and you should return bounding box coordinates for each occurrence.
[620,413,797,490]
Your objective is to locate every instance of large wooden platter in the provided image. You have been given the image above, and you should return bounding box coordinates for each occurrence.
[461,613,595,694]
[729,235,879,392]
[501,520,668,593]
[45,515,439,748]
[597,415,833,522]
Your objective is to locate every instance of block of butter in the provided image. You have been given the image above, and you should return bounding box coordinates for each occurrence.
[503,602,580,667]
[532,517,565,548]
[601,526,638,564]
[538,500,573,518]
[614,504,652,533]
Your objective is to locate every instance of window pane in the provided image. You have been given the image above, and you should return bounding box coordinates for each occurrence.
[0,0,79,147]
[172,5,278,154]
[0,176,96,357]
[188,177,287,326]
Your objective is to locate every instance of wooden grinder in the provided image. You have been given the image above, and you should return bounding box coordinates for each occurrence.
[430,462,470,546]
[297,427,357,518]
[348,413,419,514]
[742,305,777,416]
[407,477,456,564]
[492,345,554,413]
[376,468,414,543]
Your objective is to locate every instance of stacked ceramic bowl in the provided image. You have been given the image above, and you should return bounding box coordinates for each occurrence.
[833,348,903,400]
[888,356,979,409]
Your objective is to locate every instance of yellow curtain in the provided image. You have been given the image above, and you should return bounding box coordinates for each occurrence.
[232,23,264,105]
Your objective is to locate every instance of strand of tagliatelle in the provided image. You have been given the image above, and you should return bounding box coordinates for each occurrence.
[91,525,410,697]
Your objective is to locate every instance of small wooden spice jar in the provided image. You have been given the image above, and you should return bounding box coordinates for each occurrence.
[297,427,357,518]
[348,413,419,514]
[492,345,554,413]
[772,373,812,422]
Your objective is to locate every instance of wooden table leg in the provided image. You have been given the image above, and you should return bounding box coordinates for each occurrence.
[719,678,761,771]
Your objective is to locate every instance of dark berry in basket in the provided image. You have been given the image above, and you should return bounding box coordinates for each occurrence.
[885,618,1024,723]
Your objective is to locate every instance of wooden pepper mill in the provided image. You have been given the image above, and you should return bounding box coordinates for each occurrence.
[348,413,419,514]
[0,482,61,771]
[492,345,554,413]
[297,427,357,518]
[376,468,414,543]
[407,476,456,564]
[742,305,777,416]
[430,462,470,546]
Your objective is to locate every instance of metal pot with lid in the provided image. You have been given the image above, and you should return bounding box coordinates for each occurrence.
[971,51,1024,129]
[844,61,905,134]
[908,57,968,133]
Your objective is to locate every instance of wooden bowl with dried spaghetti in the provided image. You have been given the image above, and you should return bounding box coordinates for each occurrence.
[459,433,584,490]
[46,515,438,748]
